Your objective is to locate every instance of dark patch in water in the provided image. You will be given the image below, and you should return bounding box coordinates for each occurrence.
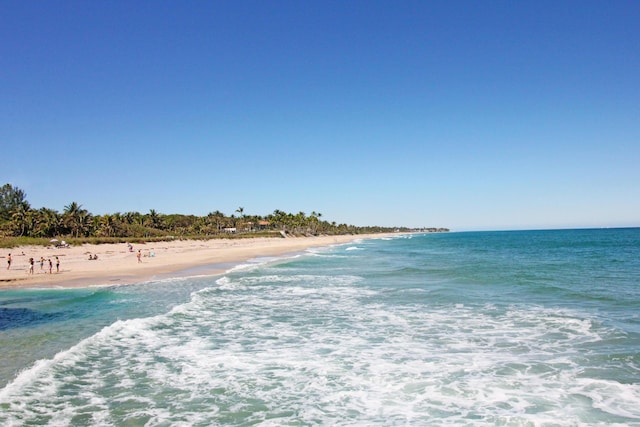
[0,307,64,330]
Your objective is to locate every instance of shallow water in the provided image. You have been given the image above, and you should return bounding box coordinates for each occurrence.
[1,229,639,425]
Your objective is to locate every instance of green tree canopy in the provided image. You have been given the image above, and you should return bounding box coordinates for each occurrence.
[0,184,29,221]
[0,182,430,241]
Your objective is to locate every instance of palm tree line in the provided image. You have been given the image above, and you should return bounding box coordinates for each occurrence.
[0,184,403,240]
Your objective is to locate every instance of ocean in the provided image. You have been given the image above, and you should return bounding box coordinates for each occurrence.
[1,228,639,426]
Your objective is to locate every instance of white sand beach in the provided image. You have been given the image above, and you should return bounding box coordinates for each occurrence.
[0,234,391,289]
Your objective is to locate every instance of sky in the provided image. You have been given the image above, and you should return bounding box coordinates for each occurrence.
[1,0,639,231]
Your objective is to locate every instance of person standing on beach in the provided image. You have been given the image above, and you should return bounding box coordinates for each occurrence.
[55,256,60,273]
[28,258,34,275]
[137,249,142,263]
[40,257,45,270]
[48,259,53,274]
[6,253,11,270]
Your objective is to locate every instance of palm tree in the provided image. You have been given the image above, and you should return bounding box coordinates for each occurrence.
[293,211,307,234]
[207,210,226,234]
[123,211,142,226]
[63,202,91,238]
[316,212,324,234]
[145,209,164,230]
[268,209,287,231]
[78,210,93,237]
[31,208,52,237]
[97,214,116,237]
[38,208,61,237]
[235,207,245,230]
[10,202,31,236]
[310,211,323,235]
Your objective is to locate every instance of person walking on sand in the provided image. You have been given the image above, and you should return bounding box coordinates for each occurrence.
[28,258,34,275]
[137,249,142,263]
[55,256,60,273]
[48,258,53,274]
[6,253,11,270]
[40,257,45,271]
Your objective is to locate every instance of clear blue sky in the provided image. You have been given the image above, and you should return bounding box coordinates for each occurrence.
[2,1,638,230]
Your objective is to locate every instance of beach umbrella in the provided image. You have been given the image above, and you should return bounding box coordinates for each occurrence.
[50,239,58,242]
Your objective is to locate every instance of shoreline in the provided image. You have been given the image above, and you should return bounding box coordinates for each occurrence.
[0,233,398,290]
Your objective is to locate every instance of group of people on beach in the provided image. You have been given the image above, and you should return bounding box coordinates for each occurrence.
[5,242,148,281]
[6,253,59,275]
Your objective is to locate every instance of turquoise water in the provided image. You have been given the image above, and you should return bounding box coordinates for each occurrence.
[1,229,639,426]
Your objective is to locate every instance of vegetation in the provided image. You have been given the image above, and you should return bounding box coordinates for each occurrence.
[1,184,438,248]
